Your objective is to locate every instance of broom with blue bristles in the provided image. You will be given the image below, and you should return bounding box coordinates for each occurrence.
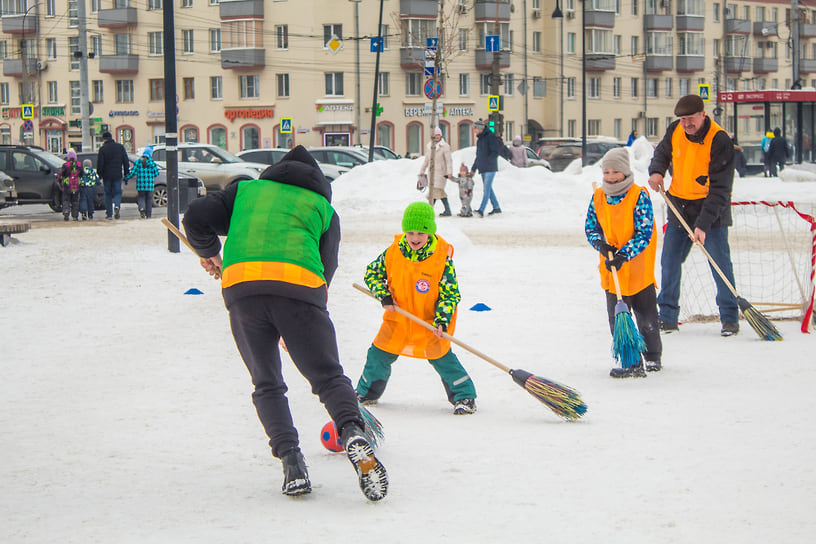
[607,250,647,370]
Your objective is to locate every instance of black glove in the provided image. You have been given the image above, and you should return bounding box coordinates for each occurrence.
[599,242,618,256]
[380,295,394,307]
[605,253,626,271]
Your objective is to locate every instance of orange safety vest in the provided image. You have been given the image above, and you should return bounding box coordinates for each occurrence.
[372,235,457,359]
[593,186,657,296]
[669,117,726,201]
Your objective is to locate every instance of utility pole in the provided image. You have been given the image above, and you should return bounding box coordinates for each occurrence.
[792,0,802,163]
[489,0,503,135]
[163,0,179,253]
[367,0,385,162]
[352,0,361,145]
[77,0,91,152]
[522,0,528,141]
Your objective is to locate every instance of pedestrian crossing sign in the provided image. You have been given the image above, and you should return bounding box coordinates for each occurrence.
[698,84,711,102]
[22,104,34,119]
[488,95,499,112]
[280,117,292,134]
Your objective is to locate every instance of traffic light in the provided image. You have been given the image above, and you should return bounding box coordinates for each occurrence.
[488,112,504,134]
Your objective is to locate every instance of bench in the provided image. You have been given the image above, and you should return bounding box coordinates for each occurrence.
[0,220,31,247]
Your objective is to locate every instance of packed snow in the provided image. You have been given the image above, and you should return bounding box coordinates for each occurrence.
[3,138,815,543]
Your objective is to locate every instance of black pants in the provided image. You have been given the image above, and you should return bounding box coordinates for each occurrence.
[227,294,362,458]
[605,284,662,364]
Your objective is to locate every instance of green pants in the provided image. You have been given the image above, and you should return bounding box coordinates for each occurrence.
[356,344,477,404]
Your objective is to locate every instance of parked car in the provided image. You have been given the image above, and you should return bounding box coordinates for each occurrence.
[547,140,625,172]
[352,144,401,160]
[307,146,371,170]
[0,145,65,211]
[525,147,551,169]
[0,170,17,209]
[235,148,351,182]
[148,143,267,193]
[533,137,581,161]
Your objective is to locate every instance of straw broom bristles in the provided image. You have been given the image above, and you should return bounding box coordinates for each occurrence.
[510,369,588,421]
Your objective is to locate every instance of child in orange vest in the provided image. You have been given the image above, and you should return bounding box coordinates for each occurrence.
[585,148,662,378]
[356,202,477,414]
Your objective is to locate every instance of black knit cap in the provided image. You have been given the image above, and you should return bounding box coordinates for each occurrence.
[674,94,704,117]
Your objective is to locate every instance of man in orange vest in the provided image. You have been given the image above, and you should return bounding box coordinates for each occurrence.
[356,202,477,414]
[648,95,739,337]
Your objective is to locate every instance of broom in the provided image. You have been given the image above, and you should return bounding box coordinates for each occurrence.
[658,188,783,341]
[352,283,587,421]
[161,219,386,441]
[607,250,647,370]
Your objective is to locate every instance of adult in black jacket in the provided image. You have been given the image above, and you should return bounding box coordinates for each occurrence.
[96,132,130,219]
[469,119,503,217]
[767,127,790,176]
[182,145,387,501]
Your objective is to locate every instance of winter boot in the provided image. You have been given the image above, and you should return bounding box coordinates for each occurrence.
[63,213,70,221]
[658,319,679,333]
[439,198,452,217]
[81,212,88,221]
[114,206,120,219]
[340,423,388,501]
[609,363,646,378]
[645,360,662,372]
[721,322,739,337]
[356,391,378,406]
[280,448,311,496]
[453,398,477,415]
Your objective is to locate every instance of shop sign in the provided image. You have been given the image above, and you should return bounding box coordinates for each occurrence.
[108,110,139,117]
[316,104,354,112]
[42,106,65,117]
[224,108,275,122]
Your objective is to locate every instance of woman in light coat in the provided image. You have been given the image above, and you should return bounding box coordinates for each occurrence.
[507,135,528,168]
[420,127,454,216]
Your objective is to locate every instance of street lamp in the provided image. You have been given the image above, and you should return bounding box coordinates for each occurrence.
[349,0,361,146]
[20,3,41,145]
[581,0,586,166]
[552,0,563,136]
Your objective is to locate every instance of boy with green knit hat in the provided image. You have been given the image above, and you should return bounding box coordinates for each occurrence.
[356,201,477,414]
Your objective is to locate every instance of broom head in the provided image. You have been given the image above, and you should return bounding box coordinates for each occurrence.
[510,369,588,421]
[612,302,646,369]
[737,297,783,341]
[358,401,385,448]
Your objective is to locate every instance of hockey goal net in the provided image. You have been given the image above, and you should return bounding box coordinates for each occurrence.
[667,200,816,333]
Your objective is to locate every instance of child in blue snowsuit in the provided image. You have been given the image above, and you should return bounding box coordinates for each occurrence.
[79,159,101,220]
[125,146,160,218]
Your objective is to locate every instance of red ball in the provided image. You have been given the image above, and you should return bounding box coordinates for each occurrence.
[320,421,344,452]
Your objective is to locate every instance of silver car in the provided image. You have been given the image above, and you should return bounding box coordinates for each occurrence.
[236,148,350,181]
[149,143,267,193]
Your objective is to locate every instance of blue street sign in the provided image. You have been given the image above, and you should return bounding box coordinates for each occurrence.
[280,117,292,134]
[485,35,500,53]
[426,37,438,50]
[22,104,34,119]
[424,66,436,77]
[370,37,383,53]
[698,84,711,102]
[424,79,442,100]
[488,95,499,112]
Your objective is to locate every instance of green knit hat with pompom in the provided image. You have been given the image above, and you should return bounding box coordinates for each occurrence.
[401,202,436,235]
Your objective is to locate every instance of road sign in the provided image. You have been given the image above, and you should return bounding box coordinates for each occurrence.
[280,117,292,133]
[485,35,500,53]
[424,65,437,77]
[22,105,34,119]
[370,37,383,53]
[426,37,438,50]
[698,84,711,102]
[23,119,33,131]
[488,95,499,112]
[517,80,528,96]
[326,34,343,54]
[375,103,383,117]
[424,79,442,100]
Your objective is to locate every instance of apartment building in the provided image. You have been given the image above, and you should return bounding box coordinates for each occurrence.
[0,0,811,158]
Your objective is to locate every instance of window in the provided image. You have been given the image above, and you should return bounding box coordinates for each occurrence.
[69,37,79,70]
[377,124,392,149]
[567,77,575,98]
[677,0,704,16]
[713,38,720,57]
[70,81,80,114]
[567,33,575,54]
[323,24,342,46]
[0,83,9,105]
[210,126,226,148]
[210,29,221,52]
[533,77,546,97]
[631,36,639,55]
[714,3,720,22]
[182,128,198,144]
[210,76,222,99]
[532,32,541,53]
[479,74,490,95]
[277,73,289,97]
[242,126,259,150]
[181,0,192,7]
[240,75,260,98]
[92,80,103,102]
[647,118,658,137]
[378,72,389,96]
[568,119,576,138]
[47,0,56,17]
[614,118,621,139]
[223,20,263,49]
[149,79,164,101]
[677,33,704,56]
[588,77,600,99]
[90,0,101,11]
[613,77,621,98]
[0,41,6,60]
[406,73,421,96]
[91,35,102,56]
[665,77,673,97]
[679,78,690,95]
[631,0,638,15]
[402,18,436,48]
[46,38,57,59]
[148,0,162,9]
[114,34,132,55]
[149,32,163,55]
[459,29,468,51]
[183,77,194,100]
[631,77,639,97]
[459,73,470,96]
[116,80,134,103]
[47,81,58,103]
[647,32,672,55]
[182,30,194,54]
[380,24,389,50]
[647,78,658,98]
[324,72,343,96]
[504,73,514,96]
[588,120,601,136]
[276,25,288,49]
[587,29,613,55]
[68,0,78,26]
[614,35,621,55]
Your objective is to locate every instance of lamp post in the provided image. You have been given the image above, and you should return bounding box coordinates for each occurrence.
[349,0,361,146]
[552,0,563,136]
[581,0,586,166]
[20,3,40,145]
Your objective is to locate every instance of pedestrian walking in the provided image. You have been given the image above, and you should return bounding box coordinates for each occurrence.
[97,131,130,220]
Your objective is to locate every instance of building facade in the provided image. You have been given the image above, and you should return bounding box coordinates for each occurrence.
[0,0,811,158]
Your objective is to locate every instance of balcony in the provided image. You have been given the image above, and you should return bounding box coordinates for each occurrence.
[220,0,263,19]
[675,15,704,31]
[97,7,138,28]
[399,0,439,17]
[474,1,510,20]
[99,55,139,73]
[646,55,673,72]
[645,15,673,31]
[475,50,510,70]
[800,59,816,74]
[584,10,614,28]
[752,57,778,73]
[400,47,424,69]
[724,18,751,34]
[675,55,704,71]
[753,22,778,37]
[724,56,751,73]
[2,57,38,77]
[2,14,38,34]
[586,54,615,71]
[801,24,816,39]
[221,49,265,69]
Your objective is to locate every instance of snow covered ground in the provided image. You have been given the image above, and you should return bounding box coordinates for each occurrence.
[3,140,815,543]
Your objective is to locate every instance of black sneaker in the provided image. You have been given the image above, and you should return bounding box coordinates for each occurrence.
[114,206,120,219]
[609,363,647,378]
[658,319,679,333]
[453,398,477,415]
[439,211,452,217]
[139,210,146,219]
[356,391,378,406]
[340,424,388,501]
[474,210,484,217]
[280,448,311,496]
[488,208,502,215]
[645,360,662,372]
[81,213,88,221]
[721,322,739,337]
[63,214,70,221]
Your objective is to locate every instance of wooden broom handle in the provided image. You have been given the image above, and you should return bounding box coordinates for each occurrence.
[608,251,625,302]
[161,217,199,256]
[657,188,740,299]
[352,282,512,374]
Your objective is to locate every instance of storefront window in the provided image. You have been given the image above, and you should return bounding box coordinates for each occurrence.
[458,122,472,149]
[209,126,226,149]
[241,125,259,150]
[182,127,199,143]
[276,126,293,149]
[118,127,134,152]
[406,122,422,158]
[377,123,392,149]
